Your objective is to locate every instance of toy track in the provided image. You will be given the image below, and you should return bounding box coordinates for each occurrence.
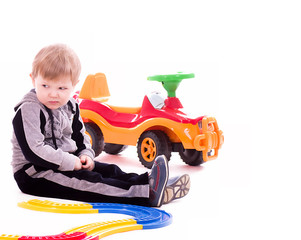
[0,199,172,240]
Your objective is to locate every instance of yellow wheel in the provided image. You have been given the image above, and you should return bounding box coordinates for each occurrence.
[137,130,171,169]
[141,137,157,163]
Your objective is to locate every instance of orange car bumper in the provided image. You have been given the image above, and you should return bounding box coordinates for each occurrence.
[193,117,224,162]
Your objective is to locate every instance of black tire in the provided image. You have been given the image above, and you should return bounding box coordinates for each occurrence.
[84,122,104,157]
[179,146,204,166]
[104,143,128,155]
[137,130,171,169]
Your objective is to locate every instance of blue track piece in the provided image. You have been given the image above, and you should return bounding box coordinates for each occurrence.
[89,203,172,229]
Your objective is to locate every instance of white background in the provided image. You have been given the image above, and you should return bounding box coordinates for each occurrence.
[0,0,300,239]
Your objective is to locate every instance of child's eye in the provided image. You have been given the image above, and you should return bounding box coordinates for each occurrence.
[59,87,67,90]
[42,84,49,88]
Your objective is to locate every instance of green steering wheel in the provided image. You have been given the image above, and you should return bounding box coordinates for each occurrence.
[147,73,195,97]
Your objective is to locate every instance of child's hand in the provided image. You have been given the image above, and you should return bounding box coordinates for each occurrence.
[80,155,95,171]
[74,158,82,170]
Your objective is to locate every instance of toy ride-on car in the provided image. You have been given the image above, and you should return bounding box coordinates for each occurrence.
[75,72,224,169]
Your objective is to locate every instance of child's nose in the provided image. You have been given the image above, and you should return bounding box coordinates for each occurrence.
[49,90,59,98]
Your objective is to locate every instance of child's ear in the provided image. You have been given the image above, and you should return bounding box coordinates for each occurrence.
[30,73,35,87]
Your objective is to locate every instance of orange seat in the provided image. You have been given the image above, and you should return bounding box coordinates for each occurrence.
[79,73,110,102]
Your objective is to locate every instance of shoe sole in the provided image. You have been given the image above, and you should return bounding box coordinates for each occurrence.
[163,174,190,204]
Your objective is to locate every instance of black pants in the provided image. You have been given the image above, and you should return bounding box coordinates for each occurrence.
[14,161,150,206]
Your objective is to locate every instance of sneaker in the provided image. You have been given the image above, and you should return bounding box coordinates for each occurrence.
[163,174,190,204]
[149,155,169,207]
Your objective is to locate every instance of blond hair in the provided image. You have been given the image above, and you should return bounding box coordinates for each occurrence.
[31,44,81,85]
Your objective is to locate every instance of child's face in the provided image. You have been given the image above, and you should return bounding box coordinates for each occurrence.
[31,74,76,110]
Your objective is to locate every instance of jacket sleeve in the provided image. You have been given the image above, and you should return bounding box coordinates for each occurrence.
[71,100,95,160]
[12,102,77,171]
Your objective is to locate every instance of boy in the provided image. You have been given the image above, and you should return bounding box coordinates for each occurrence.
[11,44,190,207]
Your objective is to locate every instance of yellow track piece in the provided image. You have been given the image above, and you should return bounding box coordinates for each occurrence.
[17,199,98,214]
[0,235,21,240]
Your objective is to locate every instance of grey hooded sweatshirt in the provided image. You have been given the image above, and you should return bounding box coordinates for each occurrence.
[11,89,94,173]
